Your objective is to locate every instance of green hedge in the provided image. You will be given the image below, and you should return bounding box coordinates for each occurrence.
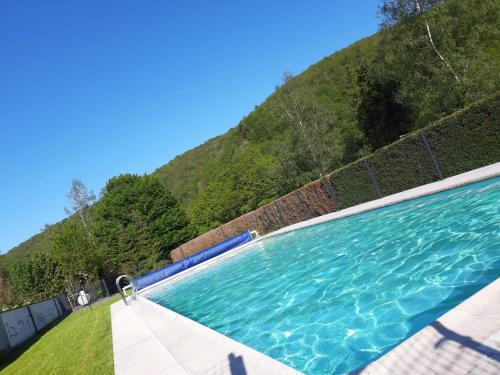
[329,92,500,208]
[330,159,378,209]
[425,93,500,178]
[367,133,438,197]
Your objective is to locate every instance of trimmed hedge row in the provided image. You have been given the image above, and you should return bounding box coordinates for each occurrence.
[171,179,335,261]
[367,134,439,197]
[330,159,378,209]
[171,93,500,261]
[425,93,500,178]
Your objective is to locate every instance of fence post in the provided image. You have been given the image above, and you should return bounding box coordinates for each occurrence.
[273,200,286,226]
[179,244,187,259]
[257,208,272,233]
[66,293,75,312]
[321,175,338,211]
[420,132,443,180]
[101,279,110,297]
[52,298,61,316]
[263,206,278,230]
[363,159,383,198]
[294,191,310,220]
[26,305,38,333]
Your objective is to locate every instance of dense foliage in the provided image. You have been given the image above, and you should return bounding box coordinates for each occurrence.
[380,0,498,123]
[50,217,101,289]
[8,252,65,305]
[157,0,499,219]
[353,61,413,150]
[1,175,193,308]
[95,174,195,274]
[189,146,277,234]
[424,93,500,177]
[331,92,500,208]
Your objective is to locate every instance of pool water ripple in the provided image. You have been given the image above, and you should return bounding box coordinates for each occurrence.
[149,177,500,374]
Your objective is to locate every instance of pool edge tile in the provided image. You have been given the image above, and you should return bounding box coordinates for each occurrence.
[353,277,500,375]
[111,297,302,375]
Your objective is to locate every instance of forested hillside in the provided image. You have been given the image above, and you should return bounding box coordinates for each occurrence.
[155,0,500,231]
[1,0,499,307]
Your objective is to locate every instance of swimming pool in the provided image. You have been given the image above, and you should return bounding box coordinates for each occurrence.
[147,177,500,374]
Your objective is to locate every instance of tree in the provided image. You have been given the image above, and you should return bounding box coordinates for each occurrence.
[95,174,195,269]
[65,179,97,248]
[230,147,277,214]
[189,146,278,233]
[0,265,12,308]
[190,180,238,234]
[8,252,65,304]
[275,73,340,195]
[354,60,413,150]
[50,218,101,290]
[377,0,500,126]
[115,211,162,276]
[380,0,461,82]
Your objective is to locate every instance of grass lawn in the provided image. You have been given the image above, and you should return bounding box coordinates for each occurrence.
[0,295,120,375]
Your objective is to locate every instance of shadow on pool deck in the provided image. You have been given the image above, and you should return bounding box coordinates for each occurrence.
[198,352,247,375]
[432,321,500,359]
[228,353,247,375]
[352,321,500,375]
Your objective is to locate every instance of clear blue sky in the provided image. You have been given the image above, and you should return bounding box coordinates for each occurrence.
[0,0,380,253]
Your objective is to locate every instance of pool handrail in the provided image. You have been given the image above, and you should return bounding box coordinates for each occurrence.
[116,274,138,305]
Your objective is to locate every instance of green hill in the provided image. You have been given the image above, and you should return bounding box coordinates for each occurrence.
[2,0,499,265]
[154,0,499,227]
[154,33,380,209]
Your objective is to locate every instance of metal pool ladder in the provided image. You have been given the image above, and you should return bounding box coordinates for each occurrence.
[116,275,138,305]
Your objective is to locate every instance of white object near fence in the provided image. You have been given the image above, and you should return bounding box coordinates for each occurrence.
[77,291,90,306]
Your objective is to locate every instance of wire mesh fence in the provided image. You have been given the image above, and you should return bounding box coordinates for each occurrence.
[67,279,111,310]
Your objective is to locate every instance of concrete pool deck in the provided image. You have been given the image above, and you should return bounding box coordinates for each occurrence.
[355,277,500,375]
[111,297,301,374]
[111,278,500,375]
[111,162,500,374]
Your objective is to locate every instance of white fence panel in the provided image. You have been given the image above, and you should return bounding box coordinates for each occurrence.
[0,296,66,351]
[0,307,37,348]
[29,298,61,331]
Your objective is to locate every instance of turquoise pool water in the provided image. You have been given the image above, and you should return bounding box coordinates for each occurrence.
[148,177,500,374]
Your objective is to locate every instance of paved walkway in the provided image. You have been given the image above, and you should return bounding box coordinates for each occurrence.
[111,297,301,375]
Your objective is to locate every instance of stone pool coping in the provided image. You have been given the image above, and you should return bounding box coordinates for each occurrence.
[353,277,500,374]
[111,162,500,374]
[111,296,302,374]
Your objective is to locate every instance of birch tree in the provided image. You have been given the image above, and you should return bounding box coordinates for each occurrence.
[275,73,339,196]
[375,0,499,127]
[380,0,461,82]
[65,178,97,247]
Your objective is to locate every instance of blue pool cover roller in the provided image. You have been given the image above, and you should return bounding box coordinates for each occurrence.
[135,230,253,290]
